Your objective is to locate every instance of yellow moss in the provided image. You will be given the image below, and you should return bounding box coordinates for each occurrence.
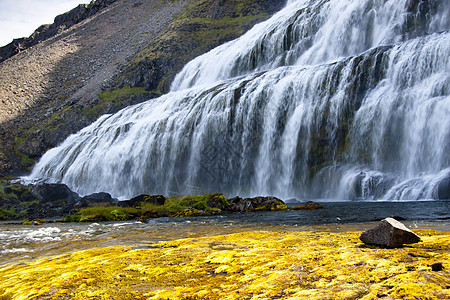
[0,229,448,299]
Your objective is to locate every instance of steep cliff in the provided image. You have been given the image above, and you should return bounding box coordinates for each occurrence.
[0,0,286,175]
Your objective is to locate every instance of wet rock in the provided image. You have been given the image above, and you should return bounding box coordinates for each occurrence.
[360,217,421,247]
[247,196,288,211]
[119,194,166,207]
[76,192,116,208]
[227,196,253,212]
[291,201,324,210]
[31,183,79,204]
[434,176,450,200]
[206,193,229,210]
[227,196,287,212]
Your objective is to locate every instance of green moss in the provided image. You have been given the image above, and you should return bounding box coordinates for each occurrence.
[84,85,155,120]
[0,208,11,220]
[22,219,46,225]
[64,207,139,222]
[1,229,447,299]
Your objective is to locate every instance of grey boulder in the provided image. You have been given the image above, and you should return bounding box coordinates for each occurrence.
[360,217,421,247]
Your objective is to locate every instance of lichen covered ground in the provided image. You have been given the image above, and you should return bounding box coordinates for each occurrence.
[0,229,448,299]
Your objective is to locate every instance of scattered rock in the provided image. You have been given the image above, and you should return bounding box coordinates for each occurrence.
[291,201,324,210]
[119,194,166,207]
[227,196,287,212]
[430,262,444,271]
[360,217,421,247]
[206,193,229,210]
[228,196,253,212]
[247,196,288,211]
[31,183,79,203]
[76,192,116,208]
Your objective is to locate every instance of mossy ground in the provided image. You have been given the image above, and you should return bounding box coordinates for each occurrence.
[0,229,448,299]
[65,193,230,222]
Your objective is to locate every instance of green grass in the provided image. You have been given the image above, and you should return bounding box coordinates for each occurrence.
[64,207,140,222]
[65,193,229,222]
[84,85,154,120]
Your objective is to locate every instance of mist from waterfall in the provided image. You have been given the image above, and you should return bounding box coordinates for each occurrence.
[27,0,450,200]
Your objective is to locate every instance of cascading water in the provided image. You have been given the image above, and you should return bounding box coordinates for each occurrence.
[27,0,450,200]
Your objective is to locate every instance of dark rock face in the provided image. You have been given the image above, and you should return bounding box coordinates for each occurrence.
[360,218,421,247]
[31,183,79,203]
[26,182,80,218]
[434,176,450,200]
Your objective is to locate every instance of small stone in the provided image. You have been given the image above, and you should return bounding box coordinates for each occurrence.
[359,217,421,247]
[430,263,444,271]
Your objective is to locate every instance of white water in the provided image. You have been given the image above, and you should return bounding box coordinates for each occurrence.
[27,0,450,200]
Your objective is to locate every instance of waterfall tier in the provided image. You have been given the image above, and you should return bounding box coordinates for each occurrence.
[28,0,450,200]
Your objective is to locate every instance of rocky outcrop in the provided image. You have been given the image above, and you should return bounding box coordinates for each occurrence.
[360,218,421,247]
[227,196,288,212]
[119,194,166,207]
[31,182,79,203]
[75,192,117,208]
[1,177,289,221]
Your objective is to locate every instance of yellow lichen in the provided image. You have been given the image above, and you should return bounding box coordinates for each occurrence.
[0,229,448,299]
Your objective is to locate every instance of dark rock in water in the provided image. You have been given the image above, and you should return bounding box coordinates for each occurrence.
[205,193,230,210]
[434,176,450,200]
[228,196,253,212]
[31,183,79,204]
[76,192,116,208]
[291,201,324,210]
[227,196,288,212]
[119,194,166,207]
[360,217,421,247]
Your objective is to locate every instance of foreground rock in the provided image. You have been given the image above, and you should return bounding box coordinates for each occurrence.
[360,217,421,247]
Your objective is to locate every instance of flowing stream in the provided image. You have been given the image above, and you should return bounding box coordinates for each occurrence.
[27,0,450,200]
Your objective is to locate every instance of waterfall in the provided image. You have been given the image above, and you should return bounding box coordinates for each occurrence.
[27,0,450,200]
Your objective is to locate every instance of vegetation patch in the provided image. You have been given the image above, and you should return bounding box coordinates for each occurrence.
[0,229,447,299]
[64,207,140,222]
[83,85,156,120]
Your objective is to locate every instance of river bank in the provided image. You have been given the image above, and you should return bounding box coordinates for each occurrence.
[1,200,448,298]
[0,222,448,299]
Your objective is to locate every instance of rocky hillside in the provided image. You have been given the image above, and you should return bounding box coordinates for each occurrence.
[0,0,286,176]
